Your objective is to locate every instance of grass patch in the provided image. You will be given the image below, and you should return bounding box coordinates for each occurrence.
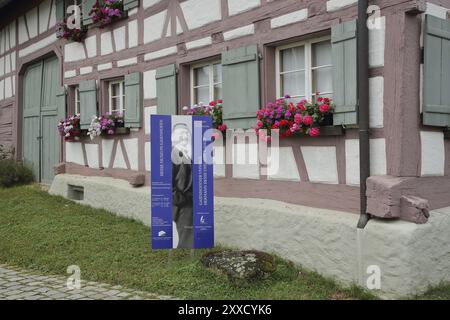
[0,184,414,300]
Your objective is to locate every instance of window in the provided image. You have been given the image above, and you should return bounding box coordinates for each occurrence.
[108,79,125,114]
[190,62,222,104]
[276,37,333,102]
[74,85,80,115]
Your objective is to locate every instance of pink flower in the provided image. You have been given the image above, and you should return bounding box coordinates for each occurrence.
[302,115,313,126]
[294,113,302,124]
[309,127,320,137]
[319,104,330,113]
[257,120,263,128]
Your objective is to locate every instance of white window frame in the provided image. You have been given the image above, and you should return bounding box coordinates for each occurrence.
[190,61,222,105]
[275,36,332,102]
[108,79,125,114]
[74,85,80,115]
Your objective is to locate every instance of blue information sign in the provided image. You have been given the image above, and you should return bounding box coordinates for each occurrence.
[151,115,214,249]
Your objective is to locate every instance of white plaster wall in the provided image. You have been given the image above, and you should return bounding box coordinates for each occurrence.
[11,53,15,72]
[301,146,339,184]
[0,56,4,76]
[144,46,177,61]
[113,26,126,52]
[223,25,255,41]
[64,70,76,78]
[186,37,212,50]
[98,63,112,72]
[4,54,10,74]
[232,143,260,179]
[227,0,260,16]
[144,106,157,135]
[65,42,86,62]
[26,7,38,39]
[268,147,300,182]
[113,143,127,169]
[117,57,137,67]
[85,35,97,58]
[143,10,167,44]
[0,80,4,100]
[180,0,222,30]
[144,70,157,99]
[345,139,360,186]
[7,21,16,50]
[369,76,384,128]
[79,66,93,75]
[4,77,12,98]
[420,131,445,177]
[369,16,386,68]
[123,139,139,171]
[101,32,113,56]
[85,144,99,169]
[370,138,387,176]
[214,145,225,178]
[326,0,357,12]
[65,142,84,166]
[39,0,52,34]
[145,142,151,172]
[270,9,308,29]
[19,34,56,58]
[18,16,29,45]
[128,20,138,48]
[143,0,162,9]
[102,139,114,168]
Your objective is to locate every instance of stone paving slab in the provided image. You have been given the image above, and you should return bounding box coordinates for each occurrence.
[0,264,176,300]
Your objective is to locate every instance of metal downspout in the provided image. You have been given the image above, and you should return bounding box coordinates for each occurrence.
[357,0,371,229]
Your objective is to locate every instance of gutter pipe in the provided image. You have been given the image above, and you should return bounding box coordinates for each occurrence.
[357,0,371,229]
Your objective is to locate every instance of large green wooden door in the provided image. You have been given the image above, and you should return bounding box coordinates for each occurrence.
[22,56,62,184]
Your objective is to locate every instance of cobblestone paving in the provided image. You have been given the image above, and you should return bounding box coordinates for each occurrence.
[0,264,176,300]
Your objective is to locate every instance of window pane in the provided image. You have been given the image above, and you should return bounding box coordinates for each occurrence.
[111,96,120,112]
[214,84,222,101]
[312,66,333,96]
[312,41,332,67]
[213,64,222,84]
[194,86,210,104]
[281,71,305,98]
[194,66,210,86]
[111,82,121,97]
[281,46,305,72]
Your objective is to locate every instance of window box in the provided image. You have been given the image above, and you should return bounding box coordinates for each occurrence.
[89,0,128,29]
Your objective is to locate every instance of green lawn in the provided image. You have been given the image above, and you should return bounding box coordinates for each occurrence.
[0,185,447,300]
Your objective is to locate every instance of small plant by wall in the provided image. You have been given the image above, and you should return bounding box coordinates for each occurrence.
[0,157,34,188]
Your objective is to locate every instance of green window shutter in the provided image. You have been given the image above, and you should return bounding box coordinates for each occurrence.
[124,72,142,128]
[123,0,139,11]
[56,86,67,121]
[55,0,65,21]
[331,20,358,126]
[156,64,177,115]
[79,80,97,129]
[82,0,97,26]
[221,45,260,129]
[423,15,450,127]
